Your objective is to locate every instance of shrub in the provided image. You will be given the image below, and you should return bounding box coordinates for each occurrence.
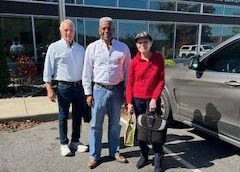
[0,31,10,91]
[164,59,175,66]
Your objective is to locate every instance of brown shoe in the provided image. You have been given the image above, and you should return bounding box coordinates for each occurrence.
[115,155,128,163]
[88,159,98,169]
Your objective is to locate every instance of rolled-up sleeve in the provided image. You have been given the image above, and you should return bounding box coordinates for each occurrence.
[82,45,93,95]
[124,47,131,85]
[43,44,55,83]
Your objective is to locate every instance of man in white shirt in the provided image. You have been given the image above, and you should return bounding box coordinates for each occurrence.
[43,19,87,156]
[82,17,131,169]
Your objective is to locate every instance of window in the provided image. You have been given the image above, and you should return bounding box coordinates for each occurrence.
[224,6,240,16]
[191,46,196,51]
[119,21,147,56]
[34,18,59,63]
[0,16,34,62]
[84,0,116,7]
[65,0,75,3]
[76,19,84,47]
[222,26,240,42]
[205,39,240,73]
[76,0,83,4]
[177,2,200,13]
[202,25,222,47]
[85,19,117,46]
[34,0,57,2]
[149,22,174,58]
[176,24,198,56]
[119,0,147,9]
[181,46,190,50]
[85,20,99,46]
[34,0,74,3]
[150,0,175,11]
[203,4,224,15]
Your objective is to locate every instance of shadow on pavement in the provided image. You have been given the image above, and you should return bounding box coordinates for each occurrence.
[162,130,239,171]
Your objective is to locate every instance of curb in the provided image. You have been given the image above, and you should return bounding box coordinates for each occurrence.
[0,113,58,123]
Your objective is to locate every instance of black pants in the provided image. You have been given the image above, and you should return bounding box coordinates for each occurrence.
[133,98,166,155]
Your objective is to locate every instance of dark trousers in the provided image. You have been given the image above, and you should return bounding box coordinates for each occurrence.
[133,98,165,155]
[57,82,84,144]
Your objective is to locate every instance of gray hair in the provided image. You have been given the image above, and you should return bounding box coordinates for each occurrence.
[99,17,113,26]
[59,19,75,31]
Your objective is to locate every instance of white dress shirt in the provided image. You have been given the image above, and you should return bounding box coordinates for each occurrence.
[43,38,85,82]
[82,39,131,95]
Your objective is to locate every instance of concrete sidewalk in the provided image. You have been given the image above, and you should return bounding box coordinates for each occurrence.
[0,96,59,122]
[0,96,130,123]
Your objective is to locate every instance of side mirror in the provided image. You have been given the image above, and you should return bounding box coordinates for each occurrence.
[188,55,204,78]
[188,55,200,70]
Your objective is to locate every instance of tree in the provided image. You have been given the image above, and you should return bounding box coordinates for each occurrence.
[0,30,10,91]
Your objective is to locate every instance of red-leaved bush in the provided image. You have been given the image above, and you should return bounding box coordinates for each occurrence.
[15,56,36,78]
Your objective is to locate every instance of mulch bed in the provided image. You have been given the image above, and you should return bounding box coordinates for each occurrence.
[0,119,40,132]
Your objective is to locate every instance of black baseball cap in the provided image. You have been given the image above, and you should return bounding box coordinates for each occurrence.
[134,31,153,42]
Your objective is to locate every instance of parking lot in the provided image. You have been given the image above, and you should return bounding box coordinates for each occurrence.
[0,119,239,172]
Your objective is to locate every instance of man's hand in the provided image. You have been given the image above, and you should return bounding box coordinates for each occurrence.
[86,95,94,106]
[47,88,57,102]
[45,82,56,102]
[149,99,157,111]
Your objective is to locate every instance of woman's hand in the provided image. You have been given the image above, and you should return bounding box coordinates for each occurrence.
[149,99,157,111]
[127,104,134,115]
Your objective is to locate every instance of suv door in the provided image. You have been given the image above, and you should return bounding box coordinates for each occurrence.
[177,39,240,142]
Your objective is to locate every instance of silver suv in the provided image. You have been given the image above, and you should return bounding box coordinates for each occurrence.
[162,35,240,148]
[178,44,213,58]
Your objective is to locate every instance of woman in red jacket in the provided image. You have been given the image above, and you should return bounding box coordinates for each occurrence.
[126,32,166,172]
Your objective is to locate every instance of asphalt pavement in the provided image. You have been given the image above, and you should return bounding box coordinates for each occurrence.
[0,96,239,172]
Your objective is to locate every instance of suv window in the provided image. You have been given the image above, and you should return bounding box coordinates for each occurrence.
[205,39,240,73]
[202,45,213,50]
[181,46,190,49]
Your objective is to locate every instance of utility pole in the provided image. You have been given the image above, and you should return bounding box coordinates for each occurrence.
[58,0,66,23]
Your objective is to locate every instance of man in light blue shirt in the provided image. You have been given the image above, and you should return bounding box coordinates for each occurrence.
[82,17,131,169]
[43,19,87,157]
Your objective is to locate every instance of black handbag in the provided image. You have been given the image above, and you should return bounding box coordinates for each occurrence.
[137,111,167,143]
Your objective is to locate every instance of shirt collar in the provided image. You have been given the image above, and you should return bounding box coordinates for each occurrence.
[136,52,155,62]
[99,38,116,46]
[60,38,75,48]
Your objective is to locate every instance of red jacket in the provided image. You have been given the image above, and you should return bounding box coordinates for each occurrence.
[126,52,165,104]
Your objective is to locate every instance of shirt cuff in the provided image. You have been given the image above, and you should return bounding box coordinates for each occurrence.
[43,76,52,83]
[84,88,92,95]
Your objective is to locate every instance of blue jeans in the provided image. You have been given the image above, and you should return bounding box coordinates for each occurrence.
[57,82,84,144]
[89,82,124,160]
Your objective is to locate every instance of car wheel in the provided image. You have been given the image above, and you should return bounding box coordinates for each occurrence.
[161,89,174,124]
[182,54,186,58]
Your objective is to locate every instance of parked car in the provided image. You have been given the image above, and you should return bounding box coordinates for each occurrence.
[178,44,213,58]
[162,34,240,148]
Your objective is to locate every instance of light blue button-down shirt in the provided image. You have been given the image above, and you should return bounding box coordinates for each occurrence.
[82,39,131,95]
[43,38,85,82]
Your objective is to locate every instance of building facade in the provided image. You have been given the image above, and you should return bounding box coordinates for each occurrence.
[1,0,240,72]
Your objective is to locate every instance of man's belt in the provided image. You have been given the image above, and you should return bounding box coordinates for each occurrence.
[94,82,122,89]
[57,80,82,87]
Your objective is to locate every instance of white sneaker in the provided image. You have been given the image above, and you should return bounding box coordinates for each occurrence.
[60,144,71,156]
[69,142,88,153]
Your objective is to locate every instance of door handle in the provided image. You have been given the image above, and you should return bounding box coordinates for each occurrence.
[223,80,240,87]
